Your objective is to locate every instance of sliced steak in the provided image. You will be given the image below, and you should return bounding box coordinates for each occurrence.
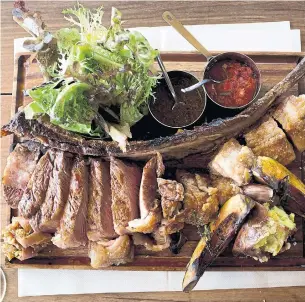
[2,143,40,208]
[110,158,141,235]
[18,150,55,218]
[30,152,74,233]
[52,157,88,248]
[87,159,117,241]
[128,153,164,234]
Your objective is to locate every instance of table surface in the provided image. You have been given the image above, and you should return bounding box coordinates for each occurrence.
[2,1,305,301]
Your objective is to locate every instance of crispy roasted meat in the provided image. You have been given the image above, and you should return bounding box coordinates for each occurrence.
[87,159,117,241]
[52,158,89,249]
[2,143,40,208]
[209,138,255,186]
[176,170,219,226]
[157,178,185,233]
[211,175,242,206]
[2,217,51,261]
[245,117,295,165]
[18,150,55,218]
[30,151,74,233]
[110,158,142,235]
[89,235,134,268]
[273,94,305,152]
[128,153,164,234]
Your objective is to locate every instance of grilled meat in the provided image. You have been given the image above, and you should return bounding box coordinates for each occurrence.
[273,95,305,152]
[110,158,142,235]
[132,231,171,252]
[211,175,241,206]
[2,143,40,208]
[87,159,117,241]
[245,117,295,165]
[209,138,255,186]
[18,150,55,218]
[30,151,74,233]
[2,57,305,162]
[2,217,51,261]
[176,170,219,226]
[89,235,134,268]
[128,153,164,233]
[157,178,185,234]
[52,158,89,249]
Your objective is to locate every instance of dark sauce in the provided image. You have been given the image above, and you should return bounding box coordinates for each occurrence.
[149,74,205,128]
[205,60,257,108]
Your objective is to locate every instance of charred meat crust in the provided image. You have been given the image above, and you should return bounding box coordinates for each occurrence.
[2,56,305,160]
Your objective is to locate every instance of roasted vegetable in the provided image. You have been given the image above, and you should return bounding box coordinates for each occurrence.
[182,194,255,292]
[252,156,305,218]
[233,203,296,262]
[242,184,280,205]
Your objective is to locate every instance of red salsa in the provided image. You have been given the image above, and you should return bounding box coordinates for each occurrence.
[204,60,257,108]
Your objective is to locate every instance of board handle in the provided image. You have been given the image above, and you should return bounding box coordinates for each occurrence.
[162,11,212,59]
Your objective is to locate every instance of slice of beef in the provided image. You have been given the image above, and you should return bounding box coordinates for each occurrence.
[87,159,117,241]
[52,157,88,249]
[18,150,55,218]
[128,153,164,234]
[110,158,141,235]
[2,142,40,208]
[30,152,74,233]
[89,235,134,268]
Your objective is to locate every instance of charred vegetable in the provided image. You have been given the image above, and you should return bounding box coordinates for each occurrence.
[182,194,255,292]
[252,156,305,218]
[242,184,280,205]
[233,203,296,262]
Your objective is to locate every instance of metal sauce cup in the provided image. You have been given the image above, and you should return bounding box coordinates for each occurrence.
[148,70,206,129]
[203,52,261,110]
[162,12,261,110]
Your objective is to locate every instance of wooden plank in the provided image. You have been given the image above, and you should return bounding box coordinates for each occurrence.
[2,0,305,93]
[4,52,305,270]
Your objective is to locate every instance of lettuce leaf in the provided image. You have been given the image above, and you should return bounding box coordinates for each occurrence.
[50,82,98,135]
[20,3,159,150]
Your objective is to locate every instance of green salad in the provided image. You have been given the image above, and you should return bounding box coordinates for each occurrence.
[16,4,158,150]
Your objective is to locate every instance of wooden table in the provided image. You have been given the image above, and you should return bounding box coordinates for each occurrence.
[2,1,305,301]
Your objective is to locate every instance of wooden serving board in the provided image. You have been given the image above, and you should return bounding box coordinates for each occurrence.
[5,51,305,271]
